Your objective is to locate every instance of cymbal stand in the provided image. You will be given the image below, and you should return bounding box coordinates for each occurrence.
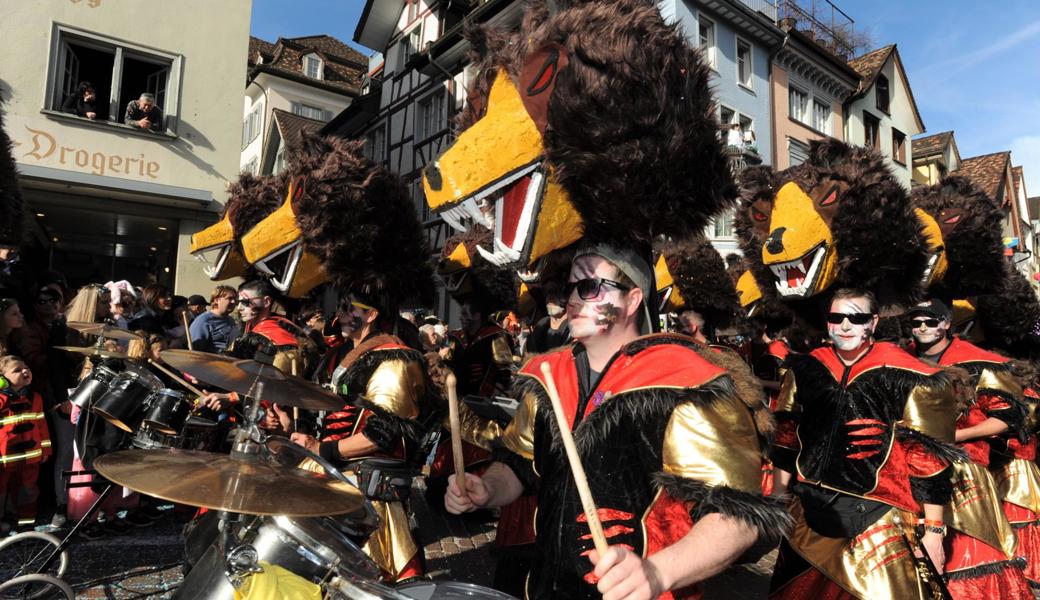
[222,378,268,588]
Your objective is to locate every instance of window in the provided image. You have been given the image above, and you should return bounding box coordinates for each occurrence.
[789,87,808,124]
[398,27,421,72]
[875,74,890,113]
[407,0,420,23]
[788,137,809,166]
[303,55,323,79]
[291,102,326,121]
[241,104,261,148]
[698,16,716,69]
[273,141,287,174]
[713,209,736,238]
[243,157,258,175]
[811,99,830,134]
[365,124,386,163]
[864,111,880,150]
[892,128,906,164]
[416,90,445,141]
[736,38,752,88]
[47,25,180,131]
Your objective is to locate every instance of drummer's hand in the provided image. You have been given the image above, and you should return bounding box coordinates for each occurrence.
[590,546,665,600]
[199,392,231,411]
[268,403,291,432]
[290,432,320,454]
[445,473,489,514]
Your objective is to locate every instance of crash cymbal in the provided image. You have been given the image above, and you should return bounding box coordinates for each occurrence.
[94,449,367,517]
[66,322,145,342]
[55,345,131,360]
[159,350,343,411]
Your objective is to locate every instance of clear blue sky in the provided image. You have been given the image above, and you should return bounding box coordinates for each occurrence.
[251,0,1040,195]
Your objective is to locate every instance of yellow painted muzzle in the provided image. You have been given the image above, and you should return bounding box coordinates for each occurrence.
[190,213,247,280]
[654,254,685,312]
[914,208,949,287]
[763,181,838,296]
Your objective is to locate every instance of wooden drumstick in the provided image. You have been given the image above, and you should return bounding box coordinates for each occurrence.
[291,359,300,431]
[148,359,205,397]
[445,371,466,488]
[539,362,609,557]
[182,311,193,351]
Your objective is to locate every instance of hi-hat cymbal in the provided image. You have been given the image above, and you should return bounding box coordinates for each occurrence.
[93,449,367,517]
[67,322,145,342]
[55,345,131,360]
[159,349,343,411]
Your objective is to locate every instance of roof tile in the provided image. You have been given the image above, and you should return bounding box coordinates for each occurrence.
[911,131,952,158]
[953,151,1011,203]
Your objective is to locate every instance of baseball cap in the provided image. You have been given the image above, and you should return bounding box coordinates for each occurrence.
[187,294,208,307]
[906,298,951,320]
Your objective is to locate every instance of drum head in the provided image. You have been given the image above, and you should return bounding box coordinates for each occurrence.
[269,516,380,581]
[396,582,518,600]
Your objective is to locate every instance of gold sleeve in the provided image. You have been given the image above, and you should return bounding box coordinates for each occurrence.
[500,389,538,461]
[272,348,301,374]
[901,382,958,443]
[662,394,763,493]
[774,370,798,414]
[446,401,504,450]
[364,359,423,420]
[491,335,513,366]
[977,368,1023,400]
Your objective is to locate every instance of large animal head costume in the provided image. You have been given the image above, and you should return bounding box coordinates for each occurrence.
[0,94,23,249]
[910,175,1005,301]
[241,136,435,309]
[438,226,518,315]
[655,236,742,331]
[190,172,285,281]
[423,0,735,271]
[974,264,1040,360]
[735,141,928,314]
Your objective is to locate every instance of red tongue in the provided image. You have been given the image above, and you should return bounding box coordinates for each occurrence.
[500,176,531,248]
[786,266,805,288]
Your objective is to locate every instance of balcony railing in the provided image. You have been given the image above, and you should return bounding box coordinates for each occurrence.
[726,146,763,177]
[738,0,778,21]
[777,0,857,59]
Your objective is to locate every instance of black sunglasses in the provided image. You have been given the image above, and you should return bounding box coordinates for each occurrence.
[36,297,59,306]
[910,318,942,328]
[566,277,631,301]
[826,312,874,325]
[237,297,261,307]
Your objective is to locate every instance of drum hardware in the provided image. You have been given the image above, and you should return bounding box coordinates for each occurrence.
[66,322,145,342]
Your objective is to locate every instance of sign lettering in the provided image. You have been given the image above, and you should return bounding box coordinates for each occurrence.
[21,126,161,179]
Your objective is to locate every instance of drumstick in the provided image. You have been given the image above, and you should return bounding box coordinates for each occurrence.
[291,359,300,431]
[147,359,205,397]
[445,371,466,489]
[182,311,193,351]
[539,362,609,557]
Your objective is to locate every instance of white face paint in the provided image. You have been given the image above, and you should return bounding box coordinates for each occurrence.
[826,297,877,353]
[909,316,949,346]
[566,255,630,341]
[546,301,565,318]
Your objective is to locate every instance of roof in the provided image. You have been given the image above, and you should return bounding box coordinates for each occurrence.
[355,0,406,51]
[1012,165,1025,196]
[271,108,324,155]
[954,151,1012,204]
[912,131,952,158]
[247,35,365,96]
[1028,196,1040,222]
[846,44,925,133]
[847,45,894,92]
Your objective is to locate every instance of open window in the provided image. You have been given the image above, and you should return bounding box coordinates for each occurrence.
[48,25,180,133]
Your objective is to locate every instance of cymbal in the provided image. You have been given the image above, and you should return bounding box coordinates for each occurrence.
[93,449,368,517]
[66,322,144,342]
[55,345,131,360]
[159,350,343,411]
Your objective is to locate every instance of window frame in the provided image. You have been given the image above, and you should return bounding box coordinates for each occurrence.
[415,87,446,143]
[291,101,326,121]
[892,127,906,165]
[303,54,324,80]
[811,98,831,135]
[863,111,881,151]
[241,103,262,149]
[788,85,809,125]
[398,24,423,73]
[365,122,387,164]
[712,208,737,239]
[45,23,182,135]
[875,74,890,114]
[697,14,717,70]
[736,36,753,90]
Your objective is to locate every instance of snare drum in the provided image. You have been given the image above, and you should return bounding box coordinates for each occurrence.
[92,371,160,432]
[70,363,121,408]
[397,582,519,599]
[142,389,189,435]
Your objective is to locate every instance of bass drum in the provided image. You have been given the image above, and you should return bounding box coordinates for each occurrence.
[396,582,519,600]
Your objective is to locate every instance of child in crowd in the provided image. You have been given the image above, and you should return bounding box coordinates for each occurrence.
[0,355,50,533]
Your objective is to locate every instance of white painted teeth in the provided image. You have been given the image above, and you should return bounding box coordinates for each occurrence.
[255,260,275,276]
[476,241,520,267]
[439,197,493,232]
[441,206,466,231]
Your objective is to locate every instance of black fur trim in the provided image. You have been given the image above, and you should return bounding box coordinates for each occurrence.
[341,346,425,395]
[0,95,25,247]
[492,447,539,494]
[909,465,953,505]
[768,445,798,474]
[657,236,742,330]
[356,398,426,463]
[944,557,1027,581]
[653,472,793,537]
[975,264,1040,360]
[895,426,968,465]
